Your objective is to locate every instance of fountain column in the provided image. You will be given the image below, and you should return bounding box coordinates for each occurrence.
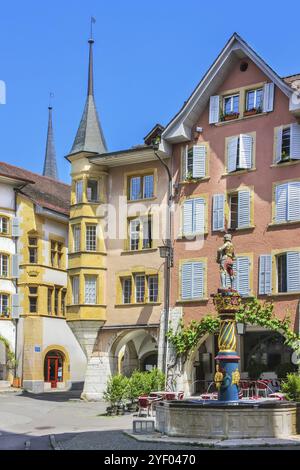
[213,290,241,402]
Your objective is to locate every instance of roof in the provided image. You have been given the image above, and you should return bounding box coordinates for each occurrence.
[282,74,300,86]
[0,162,70,216]
[162,33,296,144]
[43,106,58,180]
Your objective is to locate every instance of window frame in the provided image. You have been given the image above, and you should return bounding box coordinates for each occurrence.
[28,285,38,313]
[75,180,83,204]
[86,179,99,202]
[73,224,81,253]
[122,277,132,304]
[128,216,152,251]
[0,293,9,317]
[148,275,158,303]
[72,276,80,304]
[0,253,9,278]
[28,237,38,264]
[128,173,154,201]
[223,93,240,117]
[86,224,97,252]
[0,216,9,235]
[245,88,263,113]
[84,275,97,305]
[135,274,146,303]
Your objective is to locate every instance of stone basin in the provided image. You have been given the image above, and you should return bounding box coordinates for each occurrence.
[155,399,297,439]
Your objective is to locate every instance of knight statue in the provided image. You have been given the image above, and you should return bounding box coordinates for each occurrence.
[216,233,236,289]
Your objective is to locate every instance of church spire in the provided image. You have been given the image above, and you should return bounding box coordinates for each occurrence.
[43,103,58,180]
[69,31,107,156]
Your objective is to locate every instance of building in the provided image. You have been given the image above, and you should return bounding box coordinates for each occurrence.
[159,33,300,395]
[66,38,169,400]
[0,107,86,393]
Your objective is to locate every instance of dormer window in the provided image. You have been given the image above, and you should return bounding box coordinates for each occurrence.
[245,88,263,114]
[223,94,239,119]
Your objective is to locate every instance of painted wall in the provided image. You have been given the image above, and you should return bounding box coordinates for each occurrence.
[171,58,300,329]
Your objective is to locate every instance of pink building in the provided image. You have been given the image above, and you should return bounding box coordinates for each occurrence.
[160,34,300,394]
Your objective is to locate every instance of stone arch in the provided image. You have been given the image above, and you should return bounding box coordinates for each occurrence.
[42,344,70,383]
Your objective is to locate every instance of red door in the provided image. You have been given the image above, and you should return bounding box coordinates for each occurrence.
[46,356,59,388]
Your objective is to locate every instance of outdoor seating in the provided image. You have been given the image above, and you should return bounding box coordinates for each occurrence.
[255,380,269,398]
[239,380,251,398]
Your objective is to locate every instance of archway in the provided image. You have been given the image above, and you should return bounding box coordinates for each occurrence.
[44,350,65,389]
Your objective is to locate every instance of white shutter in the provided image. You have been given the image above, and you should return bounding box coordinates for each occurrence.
[194,198,205,233]
[183,200,193,235]
[275,127,283,163]
[213,194,225,231]
[192,262,204,298]
[287,182,300,221]
[236,256,250,296]
[11,254,19,278]
[11,217,20,237]
[182,145,188,181]
[193,145,206,178]
[209,95,220,124]
[11,294,21,319]
[239,134,253,169]
[238,190,250,228]
[263,83,275,113]
[227,136,238,173]
[290,123,300,159]
[275,184,288,223]
[287,252,300,292]
[181,263,193,299]
[259,255,272,295]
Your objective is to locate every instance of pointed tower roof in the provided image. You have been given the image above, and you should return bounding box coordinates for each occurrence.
[43,105,59,180]
[69,38,107,156]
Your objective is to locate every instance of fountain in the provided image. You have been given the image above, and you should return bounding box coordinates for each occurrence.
[155,235,297,438]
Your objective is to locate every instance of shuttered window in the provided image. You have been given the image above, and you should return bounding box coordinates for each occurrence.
[183,198,205,235]
[277,252,300,293]
[225,256,250,297]
[275,182,300,223]
[184,145,207,179]
[0,254,8,277]
[209,95,220,124]
[212,194,225,231]
[181,261,205,300]
[259,255,272,295]
[227,134,253,172]
[275,124,300,163]
[229,190,251,229]
[262,82,275,113]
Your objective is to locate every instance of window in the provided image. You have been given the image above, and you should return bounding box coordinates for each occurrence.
[85,276,97,304]
[75,180,83,204]
[29,286,38,313]
[148,275,158,302]
[259,255,272,295]
[212,194,225,231]
[50,241,56,266]
[276,252,300,293]
[87,180,98,202]
[275,124,300,163]
[73,225,81,252]
[184,145,207,180]
[128,174,154,201]
[181,261,205,300]
[50,241,63,268]
[0,217,8,235]
[122,278,132,304]
[228,190,251,229]
[54,288,59,316]
[245,88,263,112]
[182,198,206,236]
[28,237,38,264]
[0,294,9,317]
[227,134,253,172]
[72,276,79,304]
[135,274,145,303]
[275,182,300,223]
[225,256,251,297]
[129,217,152,251]
[57,243,63,268]
[47,288,53,315]
[61,290,66,316]
[223,94,239,116]
[0,254,8,277]
[86,225,97,251]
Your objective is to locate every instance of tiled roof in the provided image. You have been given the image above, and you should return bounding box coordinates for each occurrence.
[0,162,70,216]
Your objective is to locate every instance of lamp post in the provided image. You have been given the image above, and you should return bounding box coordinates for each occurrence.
[153,139,173,381]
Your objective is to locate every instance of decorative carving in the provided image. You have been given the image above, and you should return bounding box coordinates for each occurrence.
[214,364,224,390]
[216,233,235,289]
[231,368,240,386]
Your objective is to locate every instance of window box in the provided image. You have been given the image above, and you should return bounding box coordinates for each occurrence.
[244,108,261,117]
[222,112,240,122]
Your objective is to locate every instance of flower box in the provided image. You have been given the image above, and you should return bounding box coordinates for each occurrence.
[244,109,257,117]
[223,113,239,121]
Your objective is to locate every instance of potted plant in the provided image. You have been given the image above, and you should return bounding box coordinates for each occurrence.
[244,108,257,117]
[224,112,239,121]
[126,371,146,411]
[185,171,194,182]
[103,374,129,416]
[281,373,300,433]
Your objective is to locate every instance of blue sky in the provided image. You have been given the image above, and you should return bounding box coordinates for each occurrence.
[0,0,299,183]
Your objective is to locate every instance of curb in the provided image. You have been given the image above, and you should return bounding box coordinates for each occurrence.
[49,434,62,450]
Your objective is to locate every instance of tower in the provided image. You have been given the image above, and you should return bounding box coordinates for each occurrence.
[43,105,58,180]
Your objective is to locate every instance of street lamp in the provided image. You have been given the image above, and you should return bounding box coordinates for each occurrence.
[236,322,246,335]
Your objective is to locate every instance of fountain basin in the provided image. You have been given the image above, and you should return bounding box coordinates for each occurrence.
[155,400,297,439]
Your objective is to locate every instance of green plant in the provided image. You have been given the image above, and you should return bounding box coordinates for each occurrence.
[103,374,129,407]
[126,370,149,402]
[147,367,165,392]
[281,373,300,401]
[0,334,16,370]
[185,171,194,181]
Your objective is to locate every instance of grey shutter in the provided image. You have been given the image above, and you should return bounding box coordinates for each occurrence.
[287,252,300,292]
[236,256,250,296]
[192,262,204,298]
[209,95,220,124]
[194,198,205,233]
[238,190,250,228]
[227,136,238,173]
[239,134,253,169]
[11,254,19,278]
[212,194,225,231]
[263,83,275,112]
[259,255,272,295]
[11,294,21,319]
[290,123,300,159]
[11,217,20,237]
[181,145,188,181]
[287,182,300,221]
[275,184,288,222]
[183,199,193,235]
[193,145,206,178]
[275,127,283,163]
[181,263,192,299]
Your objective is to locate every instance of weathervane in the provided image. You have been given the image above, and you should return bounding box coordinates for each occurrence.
[90,16,96,40]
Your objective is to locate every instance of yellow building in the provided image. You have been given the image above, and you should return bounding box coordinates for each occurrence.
[66,38,170,399]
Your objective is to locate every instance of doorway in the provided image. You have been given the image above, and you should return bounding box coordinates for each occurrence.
[44,351,64,389]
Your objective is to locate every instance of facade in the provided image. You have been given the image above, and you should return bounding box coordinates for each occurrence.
[0,162,86,393]
[160,33,300,394]
[66,39,169,400]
